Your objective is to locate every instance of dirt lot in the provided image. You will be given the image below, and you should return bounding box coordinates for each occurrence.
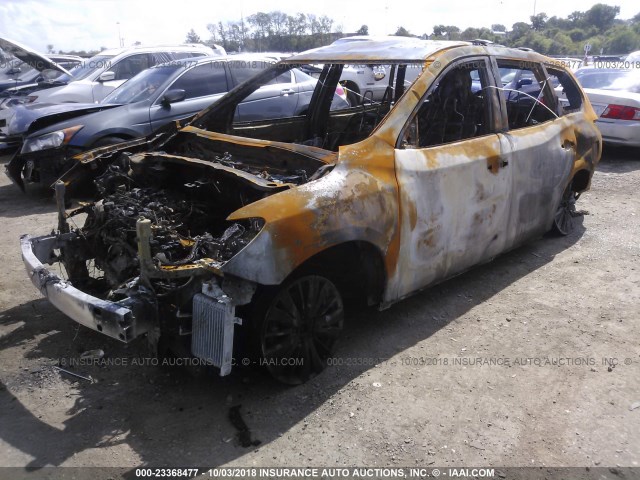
[0,148,638,474]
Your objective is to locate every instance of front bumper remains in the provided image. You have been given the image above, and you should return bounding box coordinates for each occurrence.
[21,230,245,376]
[21,233,153,343]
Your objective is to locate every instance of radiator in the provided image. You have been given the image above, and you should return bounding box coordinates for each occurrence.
[191,293,238,376]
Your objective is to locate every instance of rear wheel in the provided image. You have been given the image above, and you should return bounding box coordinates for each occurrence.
[253,275,344,384]
[552,185,577,236]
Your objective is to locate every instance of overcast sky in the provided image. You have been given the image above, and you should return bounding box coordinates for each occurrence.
[1,0,638,53]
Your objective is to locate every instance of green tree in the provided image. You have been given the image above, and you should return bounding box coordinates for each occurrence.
[395,26,412,37]
[491,24,506,32]
[568,11,585,26]
[606,26,640,53]
[510,22,531,40]
[548,32,573,54]
[568,29,585,42]
[356,25,369,35]
[206,23,218,43]
[432,25,459,39]
[185,28,202,44]
[584,4,620,32]
[530,13,548,31]
[460,27,480,40]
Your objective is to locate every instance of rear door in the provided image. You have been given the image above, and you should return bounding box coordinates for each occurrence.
[492,59,577,245]
[391,57,512,299]
[149,61,229,132]
[227,60,303,121]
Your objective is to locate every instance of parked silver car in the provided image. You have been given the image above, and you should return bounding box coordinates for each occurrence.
[564,67,640,147]
[10,43,224,106]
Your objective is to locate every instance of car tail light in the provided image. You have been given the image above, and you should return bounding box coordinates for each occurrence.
[600,104,640,121]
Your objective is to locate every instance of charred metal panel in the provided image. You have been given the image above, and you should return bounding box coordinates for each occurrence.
[284,40,470,64]
[224,144,399,285]
[389,135,512,302]
[499,119,575,245]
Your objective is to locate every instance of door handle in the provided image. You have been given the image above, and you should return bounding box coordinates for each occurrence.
[487,158,509,171]
[280,88,295,96]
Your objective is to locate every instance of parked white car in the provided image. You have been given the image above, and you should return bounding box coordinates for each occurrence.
[20,43,225,105]
[563,67,640,147]
[313,36,427,106]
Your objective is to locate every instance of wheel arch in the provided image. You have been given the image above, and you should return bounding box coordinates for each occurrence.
[286,240,387,307]
[91,132,136,145]
[571,168,592,193]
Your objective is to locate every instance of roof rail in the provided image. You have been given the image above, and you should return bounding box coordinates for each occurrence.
[471,39,494,46]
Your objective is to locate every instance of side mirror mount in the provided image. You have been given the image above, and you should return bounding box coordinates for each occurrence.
[161,89,186,107]
[98,71,116,82]
[517,78,533,88]
[370,66,386,81]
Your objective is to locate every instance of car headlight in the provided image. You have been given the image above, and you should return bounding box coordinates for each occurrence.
[21,125,83,154]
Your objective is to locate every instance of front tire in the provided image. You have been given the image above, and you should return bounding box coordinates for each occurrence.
[253,275,344,384]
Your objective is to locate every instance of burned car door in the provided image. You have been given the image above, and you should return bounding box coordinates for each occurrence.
[149,62,229,132]
[392,57,512,299]
[492,59,583,244]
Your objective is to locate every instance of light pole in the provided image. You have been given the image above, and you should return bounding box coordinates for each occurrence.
[117,22,123,47]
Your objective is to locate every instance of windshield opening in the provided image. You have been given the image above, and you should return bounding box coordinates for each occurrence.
[103,65,180,105]
[57,54,115,82]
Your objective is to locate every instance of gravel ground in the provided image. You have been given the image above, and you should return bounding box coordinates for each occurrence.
[0,148,638,475]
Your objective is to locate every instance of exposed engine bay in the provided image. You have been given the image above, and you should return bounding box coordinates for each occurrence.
[19,138,333,372]
[64,139,331,295]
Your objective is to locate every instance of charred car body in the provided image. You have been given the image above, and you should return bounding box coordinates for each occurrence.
[21,39,601,383]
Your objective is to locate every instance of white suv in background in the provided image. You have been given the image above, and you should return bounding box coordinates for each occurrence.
[324,36,426,106]
[24,44,225,105]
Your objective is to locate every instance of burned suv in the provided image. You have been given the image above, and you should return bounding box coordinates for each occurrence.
[21,39,601,384]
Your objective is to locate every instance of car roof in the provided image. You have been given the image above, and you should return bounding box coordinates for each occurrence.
[332,35,424,44]
[155,54,278,68]
[284,38,469,63]
[284,39,567,70]
[98,44,221,57]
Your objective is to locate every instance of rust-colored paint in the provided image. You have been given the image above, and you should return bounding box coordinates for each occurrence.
[180,126,339,165]
[224,47,600,299]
